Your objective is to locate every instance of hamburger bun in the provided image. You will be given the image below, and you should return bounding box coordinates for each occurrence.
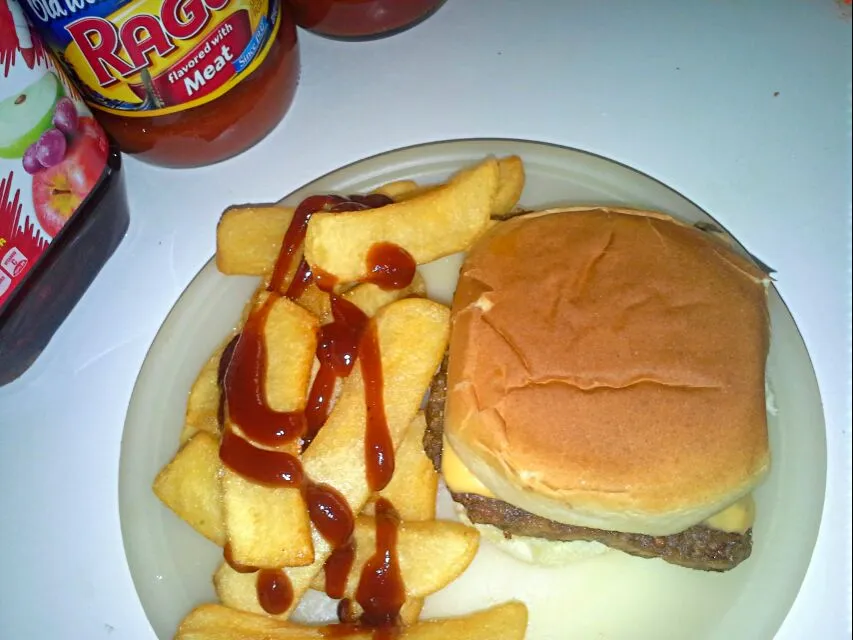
[445,206,771,537]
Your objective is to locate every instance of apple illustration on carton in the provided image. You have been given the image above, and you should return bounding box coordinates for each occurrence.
[32,117,107,237]
[0,72,62,159]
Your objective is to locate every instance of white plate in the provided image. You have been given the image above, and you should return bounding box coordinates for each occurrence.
[119,139,826,640]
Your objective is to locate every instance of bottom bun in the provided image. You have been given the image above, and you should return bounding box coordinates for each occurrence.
[455,506,610,567]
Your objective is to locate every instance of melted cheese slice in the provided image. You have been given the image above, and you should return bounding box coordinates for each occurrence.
[703,495,755,534]
[442,438,754,534]
[442,437,496,498]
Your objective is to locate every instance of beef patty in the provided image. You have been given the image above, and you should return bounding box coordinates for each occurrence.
[424,355,752,572]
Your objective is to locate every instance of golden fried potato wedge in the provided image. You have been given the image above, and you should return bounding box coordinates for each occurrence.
[176,602,528,640]
[291,262,427,321]
[176,604,286,640]
[260,293,318,415]
[213,563,277,618]
[318,273,427,323]
[183,347,223,442]
[405,601,528,640]
[364,412,437,521]
[399,599,424,626]
[396,185,438,201]
[216,513,478,616]
[304,159,499,284]
[299,278,430,443]
[182,335,238,444]
[221,293,317,569]
[221,464,313,569]
[225,291,318,445]
[491,155,525,218]
[294,274,428,327]
[371,179,420,200]
[309,516,478,598]
[179,421,199,447]
[395,156,523,220]
[153,432,225,546]
[217,298,450,617]
[294,282,331,318]
[364,413,436,626]
[216,206,295,276]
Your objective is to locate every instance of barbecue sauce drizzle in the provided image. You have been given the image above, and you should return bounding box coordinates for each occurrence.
[319,499,405,638]
[222,295,306,448]
[216,193,409,628]
[355,498,405,635]
[303,295,370,448]
[364,243,417,292]
[360,324,394,492]
[268,195,346,295]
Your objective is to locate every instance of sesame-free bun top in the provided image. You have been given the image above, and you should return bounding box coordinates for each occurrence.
[445,207,771,536]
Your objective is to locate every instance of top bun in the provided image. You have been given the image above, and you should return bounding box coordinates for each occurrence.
[445,207,771,536]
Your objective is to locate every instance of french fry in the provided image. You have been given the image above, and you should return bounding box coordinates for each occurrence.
[176,604,287,640]
[176,602,528,640]
[371,179,420,200]
[179,424,199,448]
[298,273,428,323]
[304,159,499,284]
[215,513,478,617]
[181,335,237,444]
[216,298,450,617]
[491,155,525,218]
[323,273,427,322]
[294,282,331,318]
[298,276,432,458]
[357,412,437,623]
[181,276,276,445]
[221,469,313,568]
[396,185,438,201]
[406,601,528,640]
[297,276,431,462]
[309,516,478,598]
[221,293,318,569]
[392,156,522,220]
[216,206,295,276]
[398,600,425,626]
[364,412,437,521]
[153,432,225,546]
[260,294,317,415]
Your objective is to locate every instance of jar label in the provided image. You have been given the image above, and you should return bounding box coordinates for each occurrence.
[0,0,108,310]
[18,0,281,117]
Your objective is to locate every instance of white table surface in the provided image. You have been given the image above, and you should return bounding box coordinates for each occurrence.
[0,1,850,638]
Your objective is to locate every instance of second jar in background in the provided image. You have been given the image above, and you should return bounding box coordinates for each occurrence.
[286,0,446,40]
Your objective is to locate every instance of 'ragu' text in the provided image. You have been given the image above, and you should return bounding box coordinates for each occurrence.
[63,0,232,88]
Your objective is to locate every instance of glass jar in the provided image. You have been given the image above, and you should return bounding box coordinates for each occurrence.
[286,0,446,40]
[20,0,301,168]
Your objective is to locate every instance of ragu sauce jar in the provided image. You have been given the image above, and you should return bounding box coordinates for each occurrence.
[0,0,130,386]
[286,0,446,40]
[18,0,300,168]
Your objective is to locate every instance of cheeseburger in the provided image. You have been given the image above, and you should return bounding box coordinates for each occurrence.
[425,206,771,572]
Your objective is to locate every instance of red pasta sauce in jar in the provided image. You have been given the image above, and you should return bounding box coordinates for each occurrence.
[286,0,446,40]
[19,0,300,168]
